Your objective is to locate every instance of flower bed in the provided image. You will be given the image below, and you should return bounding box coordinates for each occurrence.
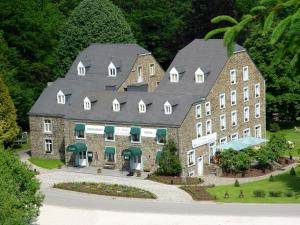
[180,186,216,201]
[147,174,202,185]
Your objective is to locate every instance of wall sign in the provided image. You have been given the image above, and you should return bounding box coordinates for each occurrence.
[141,128,156,137]
[85,125,104,134]
[115,127,131,136]
[192,132,217,148]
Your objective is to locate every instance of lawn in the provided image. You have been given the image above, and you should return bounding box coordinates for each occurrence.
[54,182,157,199]
[207,166,300,203]
[29,158,64,169]
[148,174,202,185]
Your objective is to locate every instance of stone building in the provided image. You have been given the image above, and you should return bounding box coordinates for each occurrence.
[29,40,266,176]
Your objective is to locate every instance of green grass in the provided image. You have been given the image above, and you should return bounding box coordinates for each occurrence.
[207,166,300,203]
[148,175,202,185]
[54,182,157,199]
[29,158,64,169]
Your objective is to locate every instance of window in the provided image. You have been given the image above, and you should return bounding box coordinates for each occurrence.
[83,97,91,110]
[255,83,260,98]
[170,67,179,82]
[231,90,236,106]
[187,150,195,167]
[77,61,85,76]
[220,137,227,145]
[195,67,204,83]
[243,128,251,137]
[164,101,172,115]
[105,148,115,162]
[131,128,141,143]
[206,119,212,135]
[230,69,236,84]
[149,63,155,76]
[44,119,52,133]
[195,104,202,119]
[255,103,260,118]
[138,100,146,113]
[255,125,261,138]
[196,122,202,138]
[244,106,250,122]
[44,139,52,153]
[112,99,120,112]
[157,129,167,144]
[243,66,249,81]
[75,129,85,139]
[219,93,226,109]
[231,133,239,141]
[57,90,65,104]
[105,126,115,141]
[220,114,226,131]
[231,111,237,127]
[243,87,249,102]
[205,102,211,116]
[137,65,143,83]
[108,62,117,77]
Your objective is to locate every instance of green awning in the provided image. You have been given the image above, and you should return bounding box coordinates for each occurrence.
[155,151,162,164]
[67,143,87,152]
[75,124,85,131]
[104,126,114,134]
[130,127,141,135]
[121,147,142,157]
[105,146,115,154]
[156,129,167,138]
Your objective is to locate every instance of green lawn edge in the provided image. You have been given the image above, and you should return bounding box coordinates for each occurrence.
[29,158,64,169]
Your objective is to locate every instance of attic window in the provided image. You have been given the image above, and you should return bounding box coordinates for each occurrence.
[195,67,204,83]
[108,62,117,77]
[164,101,172,115]
[57,90,65,104]
[83,97,91,110]
[77,61,85,76]
[112,98,120,112]
[138,100,146,113]
[170,67,179,83]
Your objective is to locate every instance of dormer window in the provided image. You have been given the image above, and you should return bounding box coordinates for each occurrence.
[77,61,85,76]
[112,98,120,112]
[83,97,91,110]
[138,100,146,113]
[195,67,204,83]
[164,101,172,115]
[108,62,117,77]
[170,67,179,83]
[57,90,65,104]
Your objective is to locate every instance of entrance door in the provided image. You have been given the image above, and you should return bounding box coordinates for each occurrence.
[197,156,204,176]
[79,151,87,167]
[123,157,130,171]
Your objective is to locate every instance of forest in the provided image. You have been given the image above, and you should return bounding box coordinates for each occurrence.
[0,0,299,141]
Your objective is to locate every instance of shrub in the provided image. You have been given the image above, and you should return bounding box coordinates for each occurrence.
[285,191,294,197]
[233,152,251,171]
[218,148,236,172]
[269,175,274,182]
[234,179,240,187]
[266,134,287,161]
[290,167,297,176]
[269,191,282,197]
[255,146,271,168]
[253,190,266,197]
[270,122,280,132]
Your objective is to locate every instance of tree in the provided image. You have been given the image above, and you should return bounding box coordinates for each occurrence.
[218,148,236,172]
[255,146,271,169]
[0,147,43,225]
[157,139,182,176]
[266,133,287,161]
[54,0,136,77]
[233,151,251,172]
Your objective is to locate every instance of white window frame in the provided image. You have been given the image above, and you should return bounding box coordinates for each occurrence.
[231,90,236,106]
[195,67,204,83]
[138,100,146,113]
[77,61,85,76]
[243,66,249,81]
[255,103,260,118]
[105,126,115,142]
[164,101,172,115]
[57,90,65,104]
[243,87,249,102]
[220,137,227,145]
[255,124,262,138]
[170,67,179,83]
[244,106,250,122]
[255,83,260,98]
[231,132,239,141]
[108,62,117,77]
[44,139,53,154]
[231,110,237,127]
[206,119,212,135]
[75,124,86,140]
[196,122,202,138]
[149,63,155,76]
[219,93,226,109]
[243,128,251,137]
[104,146,116,162]
[83,97,91,110]
[195,104,202,119]
[205,102,211,116]
[230,69,236,84]
[43,119,52,133]
[130,128,141,144]
[137,65,143,83]
[112,99,120,112]
[187,150,196,167]
[220,114,226,131]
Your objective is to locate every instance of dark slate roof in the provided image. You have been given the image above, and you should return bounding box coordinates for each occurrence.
[65,43,149,89]
[156,39,245,96]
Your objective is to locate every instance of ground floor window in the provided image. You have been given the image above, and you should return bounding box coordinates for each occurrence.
[105,153,115,162]
[255,125,261,138]
[44,139,52,153]
[187,150,195,167]
[75,130,85,139]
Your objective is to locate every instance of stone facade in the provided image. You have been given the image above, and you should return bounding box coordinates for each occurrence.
[118,54,165,92]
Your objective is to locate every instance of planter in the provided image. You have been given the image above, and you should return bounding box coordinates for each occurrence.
[97,168,102,174]
[136,170,141,177]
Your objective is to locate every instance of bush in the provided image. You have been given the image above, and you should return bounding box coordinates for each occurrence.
[269,191,282,197]
[270,123,280,132]
[233,152,251,171]
[234,179,240,187]
[266,134,287,161]
[218,148,236,172]
[253,190,266,197]
[290,167,297,176]
[269,175,274,182]
[285,191,294,197]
